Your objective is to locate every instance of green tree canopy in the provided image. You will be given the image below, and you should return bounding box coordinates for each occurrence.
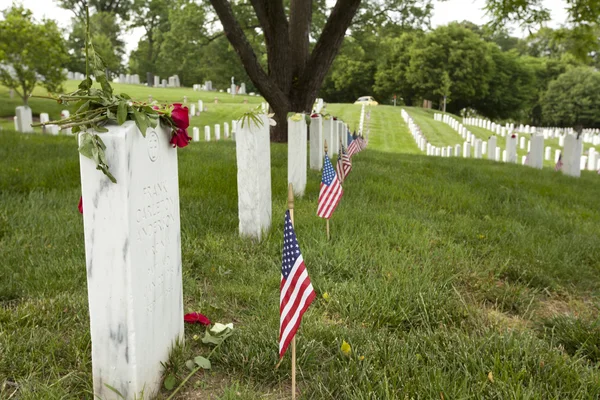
[406,23,493,113]
[541,67,600,128]
[0,5,69,105]
[67,11,125,75]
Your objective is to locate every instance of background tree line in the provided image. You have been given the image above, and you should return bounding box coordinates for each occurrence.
[1,0,599,128]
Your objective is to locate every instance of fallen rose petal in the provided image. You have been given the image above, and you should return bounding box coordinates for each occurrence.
[78,196,83,214]
[170,128,191,148]
[184,312,211,325]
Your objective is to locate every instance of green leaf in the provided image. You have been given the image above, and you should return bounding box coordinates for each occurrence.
[194,356,211,370]
[93,124,108,133]
[132,108,148,136]
[163,374,176,391]
[117,102,127,125]
[78,77,93,92]
[78,133,94,159]
[120,93,131,100]
[185,360,196,371]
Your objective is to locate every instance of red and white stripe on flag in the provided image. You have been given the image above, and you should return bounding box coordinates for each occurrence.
[279,211,316,358]
[317,154,343,219]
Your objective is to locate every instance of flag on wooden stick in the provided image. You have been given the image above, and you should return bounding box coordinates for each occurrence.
[555,153,563,171]
[317,153,343,219]
[279,210,316,359]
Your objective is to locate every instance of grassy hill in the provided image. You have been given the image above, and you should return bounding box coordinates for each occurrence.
[2,95,600,399]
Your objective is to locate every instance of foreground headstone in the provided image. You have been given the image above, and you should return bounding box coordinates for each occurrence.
[323,118,334,157]
[474,139,482,159]
[236,115,271,239]
[562,134,583,177]
[15,106,33,133]
[487,136,497,160]
[463,142,471,158]
[528,134,544,169]
[288,115,307,196]
[79,121,184,399]
[310,115,323,170]
[506,135,517,163]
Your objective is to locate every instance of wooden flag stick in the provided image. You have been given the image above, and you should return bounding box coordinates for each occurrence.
[287,183,297,400]
[323,140,331,241]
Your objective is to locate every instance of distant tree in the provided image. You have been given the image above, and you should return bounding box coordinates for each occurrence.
[541,67,600,128]
[406,23,493,112]
[0,6,69,105]
[477,48,538,121]
[55,0,132,20]
[67,11,125,75]
[485,0,600,28]
[373,32,422,106]
[128,0,170,80]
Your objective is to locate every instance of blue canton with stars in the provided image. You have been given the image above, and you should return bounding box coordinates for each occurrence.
[282,211,302,280]
[348,132,354,145]
[322,154,336,186]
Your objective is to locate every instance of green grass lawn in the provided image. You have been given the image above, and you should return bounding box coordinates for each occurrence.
[2,99,600,399]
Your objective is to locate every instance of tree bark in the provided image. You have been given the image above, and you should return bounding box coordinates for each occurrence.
[208,0,361,142]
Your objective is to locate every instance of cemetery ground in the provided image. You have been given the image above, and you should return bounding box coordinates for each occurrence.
[2,87,600,399]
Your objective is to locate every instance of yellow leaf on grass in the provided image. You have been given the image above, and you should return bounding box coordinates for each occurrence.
[323,292,330,301]
[488,371,494,383]
[341,340,351,356]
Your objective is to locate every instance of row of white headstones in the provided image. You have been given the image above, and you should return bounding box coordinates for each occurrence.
[401,110,588,177]
[464,117,600,146]
[13,106,71,135]
[76,101,354,399]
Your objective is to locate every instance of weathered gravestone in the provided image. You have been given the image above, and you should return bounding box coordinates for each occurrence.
[309,115,323,171]
[506,135,518,163]
[323,118,334,160]
[463,142,471,158]
[79,121,184,399]
[15,106,33,133]
[487,136,497,160]
[528,134,544,169]
[288,115,307,197]
[562,134,583,177]
[474,139,482,159]
[235,115,272,239]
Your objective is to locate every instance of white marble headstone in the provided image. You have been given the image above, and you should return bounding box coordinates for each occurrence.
[463,142,471,158]
[528,135,544,169]
[192,127,200,142]
[309,115,323,171]
[224,122,229,139]
[288,116,307,197]
[323,118,334,157]
[204,126,211,141]
[15,106,33,133]
[506,136,517,163]
[79,121,184,399]
[215,124,221,141]
[562,134,582,177]
[235,115,272,239]
[487,136,497,160]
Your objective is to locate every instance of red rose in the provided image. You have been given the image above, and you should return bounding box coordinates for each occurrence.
[311,113,319,118]
[78,196,83,214]
[333,117,338,120]
[170,128,191,148]
[184,312,211,325]
[171,103,189,130]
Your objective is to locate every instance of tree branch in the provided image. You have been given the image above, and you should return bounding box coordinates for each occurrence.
[289,0,312,79]
[294,0,362,109]
[207,0,288,108]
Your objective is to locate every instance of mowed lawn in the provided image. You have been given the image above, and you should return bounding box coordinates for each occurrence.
[2,99,600,399]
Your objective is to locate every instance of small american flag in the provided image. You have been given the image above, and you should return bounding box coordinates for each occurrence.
[555,154,563,171]
[336,143,352,181]
[317,153,343,219]
[279,211,316,359]
[347,137,359,157]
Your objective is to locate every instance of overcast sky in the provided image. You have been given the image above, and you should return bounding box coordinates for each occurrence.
[0,0,570,57]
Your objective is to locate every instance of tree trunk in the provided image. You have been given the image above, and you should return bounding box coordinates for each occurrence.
[209,0,361,142]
